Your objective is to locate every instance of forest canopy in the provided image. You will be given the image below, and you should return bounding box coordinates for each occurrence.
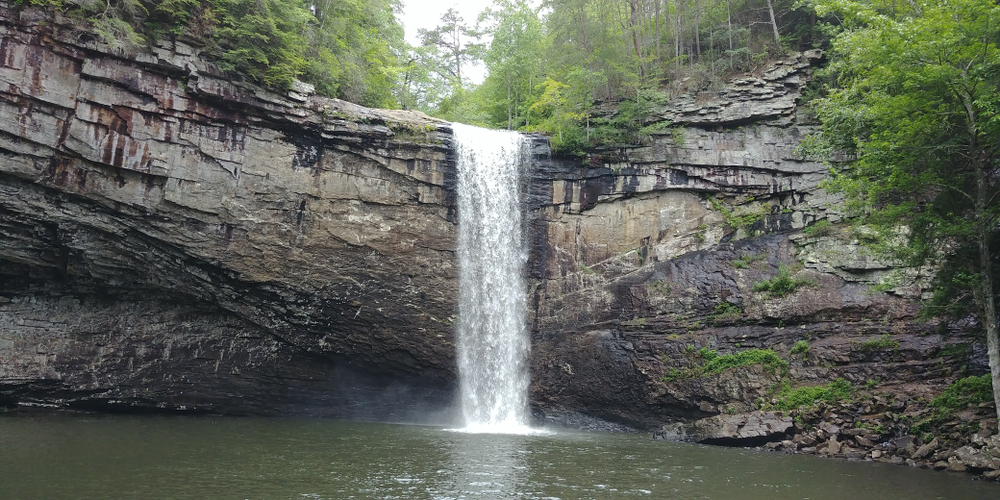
[19,0,408,108]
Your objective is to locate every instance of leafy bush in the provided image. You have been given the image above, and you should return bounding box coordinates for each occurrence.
[708,302,743,323]
[769,378,852,411]
[790,340,810,355]
[930,374,993,412]
[856,335,899,352]
[802,219,834,237]
[701,348,788,376]
[752,265,815,298]
[660,348,789,382]
[708,196,767,231]
[729,253,767,269]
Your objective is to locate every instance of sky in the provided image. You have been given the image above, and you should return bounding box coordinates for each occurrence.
[399,0,497,84]
[399,0,494,46]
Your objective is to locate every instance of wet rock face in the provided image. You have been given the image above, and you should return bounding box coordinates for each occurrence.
[0,0,987,439]
[0,4,459,414]
[524,51,986,430]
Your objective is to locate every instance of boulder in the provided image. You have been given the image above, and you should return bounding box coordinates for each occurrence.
[658,411,793,445]
[946,457,968,473]
[895,436,918,457]
[828,437,842,455]
[954,445,999,471]
[911,437,939,460]
[854,435,876,448]
[819,421,841,437]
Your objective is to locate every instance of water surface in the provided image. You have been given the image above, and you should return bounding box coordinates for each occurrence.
[1,416,994,499]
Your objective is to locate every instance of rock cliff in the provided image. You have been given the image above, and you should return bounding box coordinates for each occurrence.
[523,50,987,431]
[0,3,460,417]
[0,1,989,452]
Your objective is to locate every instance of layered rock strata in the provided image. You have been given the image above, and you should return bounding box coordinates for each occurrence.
[523,51,986,435]
[0,5,991,477]
[0,4,459,416]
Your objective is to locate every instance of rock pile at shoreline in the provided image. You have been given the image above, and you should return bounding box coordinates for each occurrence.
[661,395,999,481]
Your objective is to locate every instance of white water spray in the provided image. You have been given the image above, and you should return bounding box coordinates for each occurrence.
[453,123,531,433]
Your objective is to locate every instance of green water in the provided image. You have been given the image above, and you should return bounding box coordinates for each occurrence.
[0,416,994,499]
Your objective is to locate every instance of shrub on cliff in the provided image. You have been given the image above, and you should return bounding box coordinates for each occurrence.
[931,375,993,415]
[768,378,852,411]
[701,348,789,376]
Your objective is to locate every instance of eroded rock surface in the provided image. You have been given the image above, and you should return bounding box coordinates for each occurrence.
[0,4,990,472]
[0,3,459,415]
[523,51,987,434]
[657,410,793,445]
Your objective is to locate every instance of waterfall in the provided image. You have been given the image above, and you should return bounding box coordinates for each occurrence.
[453,123,531,433]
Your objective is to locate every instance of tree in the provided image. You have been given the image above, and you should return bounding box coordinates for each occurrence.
[478,0,545,129]
[810,0,1000,424]
[419,8,478,88]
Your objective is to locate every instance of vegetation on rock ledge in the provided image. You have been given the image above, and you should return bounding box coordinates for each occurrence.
[807,0,1000,424]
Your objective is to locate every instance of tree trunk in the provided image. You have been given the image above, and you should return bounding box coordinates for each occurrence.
[629,0,645,78]
[506,79,512,130]
[974,150,1000,427]
[674,0,682,71]
[963,86,1000,427]
[655,0,661,64]
[694,0,701,58]
[726,0,733,51]
[766,0,780,43]
[981,231,1000,428]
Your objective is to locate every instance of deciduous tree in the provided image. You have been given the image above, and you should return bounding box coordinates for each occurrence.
[810,0,1000,424]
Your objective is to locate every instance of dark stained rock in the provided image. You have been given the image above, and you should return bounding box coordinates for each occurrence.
[657,410,793,445]
[0,2,459,416]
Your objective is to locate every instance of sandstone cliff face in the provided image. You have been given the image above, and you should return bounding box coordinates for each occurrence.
[0,4,984,430]
[0,4,460,416]
[524,51,985,428]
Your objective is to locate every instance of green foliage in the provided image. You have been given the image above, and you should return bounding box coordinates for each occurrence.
[930,375,993,413]
[24,0,407,103]
[477,0,545,130]
[752,264,814,297]
[810,0,1000,419]
[708,301,743,323]
[854,420,886,435]
[661,347,790,382]
[697,347,718,361]
[729,252,767,269]
[802,219,834,237]
[708,196,768,232]
[700,348,789,376]
[212,0,310,89]
[769,378,852,411]
[790,340,810,355]
[856,334,898,352]
[939,343,973,359]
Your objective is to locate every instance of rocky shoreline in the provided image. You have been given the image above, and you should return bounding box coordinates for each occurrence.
[658,395,999,481]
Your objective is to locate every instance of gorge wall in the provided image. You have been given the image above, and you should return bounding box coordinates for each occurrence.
[0,3,987,433]
[524,51,987,429]
[0,3,460,417]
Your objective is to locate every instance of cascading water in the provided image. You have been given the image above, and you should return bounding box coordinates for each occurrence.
[453,123,531,433]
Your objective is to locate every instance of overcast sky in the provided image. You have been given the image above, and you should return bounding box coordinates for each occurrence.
[399,0,496,83]
[399,0,493,45]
